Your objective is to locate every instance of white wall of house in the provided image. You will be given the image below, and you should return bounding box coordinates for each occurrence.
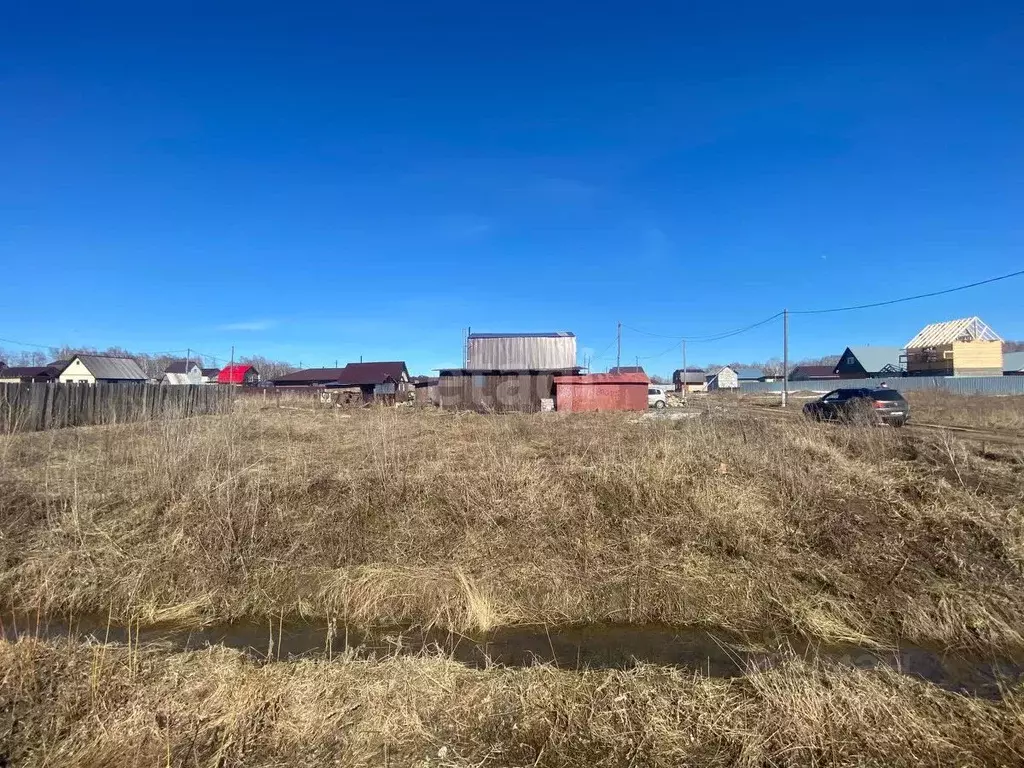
[58,358,97,384]
[707,366,739,390]
[162,364,203,385]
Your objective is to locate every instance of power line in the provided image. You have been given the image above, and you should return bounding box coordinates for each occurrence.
[639,340,683,361]
[0,335,52,350]
[588,337,618,363]
[623,312,783,344]
[791,268,1024,315]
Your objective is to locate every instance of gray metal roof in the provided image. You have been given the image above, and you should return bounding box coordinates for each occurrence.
[468,332,575,339]
[845,346,904,374]
[74,355,147,380]
[1004,351,1024,373]
[734,366,763,380]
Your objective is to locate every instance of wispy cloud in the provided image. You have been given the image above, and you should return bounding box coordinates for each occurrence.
[642,226,671,259]
[533,176,599,207]
[218,319,276,332]
[436,214,493,241]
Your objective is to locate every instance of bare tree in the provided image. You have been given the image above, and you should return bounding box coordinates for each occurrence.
[238,355,298,382]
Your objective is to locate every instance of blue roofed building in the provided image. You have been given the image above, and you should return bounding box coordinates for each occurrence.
[734,366,764,382]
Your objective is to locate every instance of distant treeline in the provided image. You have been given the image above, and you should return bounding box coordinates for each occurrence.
[0,345,299,381]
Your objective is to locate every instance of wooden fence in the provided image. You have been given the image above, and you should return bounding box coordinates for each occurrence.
[0,382,234,433]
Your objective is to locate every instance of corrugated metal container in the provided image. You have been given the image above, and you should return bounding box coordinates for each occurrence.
[467,333,576,370]
[438,369,575,412]
[554,373,649,412]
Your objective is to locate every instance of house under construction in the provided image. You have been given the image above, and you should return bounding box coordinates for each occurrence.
[904,317,1003,377]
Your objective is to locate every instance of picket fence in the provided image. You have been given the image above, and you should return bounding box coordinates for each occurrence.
[0,382,233,433]
[740,375,1024,396]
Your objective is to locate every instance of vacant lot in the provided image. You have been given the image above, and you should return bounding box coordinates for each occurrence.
[908,390,1024,430]
[4,403,1023,648]
[2,399,1023,765]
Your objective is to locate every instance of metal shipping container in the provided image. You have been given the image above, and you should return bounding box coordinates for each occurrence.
[467,333,576,370]
[554,373,649,412]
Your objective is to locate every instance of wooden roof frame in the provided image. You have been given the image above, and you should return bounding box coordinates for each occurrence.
[906,316,1002,348]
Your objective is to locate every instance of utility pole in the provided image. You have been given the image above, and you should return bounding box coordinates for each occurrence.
[186,347,191,384]
[782,309,789,408]
[616,321,621,370]
[682,339,687,403]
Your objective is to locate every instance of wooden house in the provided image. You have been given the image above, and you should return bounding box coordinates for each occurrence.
[904,317,1003,377]
[58,355,147,384]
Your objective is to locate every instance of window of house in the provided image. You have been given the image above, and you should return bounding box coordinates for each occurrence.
[472,374,485,388]
[846,356,855,365]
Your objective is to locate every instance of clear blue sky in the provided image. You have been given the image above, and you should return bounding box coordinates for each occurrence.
[2,2,1022,375]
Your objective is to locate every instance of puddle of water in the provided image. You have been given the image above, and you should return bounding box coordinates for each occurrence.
[2,614,1020,699]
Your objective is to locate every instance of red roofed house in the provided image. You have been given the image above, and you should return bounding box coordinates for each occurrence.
[217,364,260,386]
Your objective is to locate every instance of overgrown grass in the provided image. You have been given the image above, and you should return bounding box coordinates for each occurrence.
[1,638,1021,768]
[1,403,1023,654]
[908,390,1024,430]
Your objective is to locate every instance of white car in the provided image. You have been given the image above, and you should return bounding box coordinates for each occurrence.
[648,386,668,409]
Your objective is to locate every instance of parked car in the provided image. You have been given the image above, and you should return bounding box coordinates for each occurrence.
[648,386,668,409]
[803,388,909,426]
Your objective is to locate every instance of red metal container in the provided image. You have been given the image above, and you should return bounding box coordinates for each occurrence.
[553,372,649,412]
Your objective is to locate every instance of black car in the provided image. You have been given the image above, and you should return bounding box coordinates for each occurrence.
[802,387,909,427]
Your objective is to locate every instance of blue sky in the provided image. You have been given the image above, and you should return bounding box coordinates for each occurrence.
[2,1,1022,375]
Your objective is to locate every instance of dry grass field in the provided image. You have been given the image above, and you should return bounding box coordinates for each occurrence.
[2,394,1024,766]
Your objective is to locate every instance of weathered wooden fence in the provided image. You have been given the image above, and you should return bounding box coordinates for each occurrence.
[0,383,233,433]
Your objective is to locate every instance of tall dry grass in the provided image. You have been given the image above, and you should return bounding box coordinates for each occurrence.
[0,403,1022,652]
[907,390,1024,430]
[1,638,1021,768]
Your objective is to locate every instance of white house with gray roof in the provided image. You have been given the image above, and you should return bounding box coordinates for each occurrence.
[59,354,148,384]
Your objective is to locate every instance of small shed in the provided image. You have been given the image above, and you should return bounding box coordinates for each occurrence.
[706,366,739,390]
[905,317,1003,377]
[218,364,261,386]
[410,376,440,405]
[834,346,904,378]
[554,372,649,412]
[437,368,579,412]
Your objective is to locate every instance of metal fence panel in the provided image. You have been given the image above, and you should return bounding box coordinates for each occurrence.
[739,376,1024,396]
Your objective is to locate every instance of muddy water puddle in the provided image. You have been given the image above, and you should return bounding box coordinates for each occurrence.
[3,615,1020,698]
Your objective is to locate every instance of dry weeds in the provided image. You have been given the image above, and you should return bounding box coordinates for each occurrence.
[908,390,1024,430]
[1,403,1022,655]
[1,638,1021,768]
